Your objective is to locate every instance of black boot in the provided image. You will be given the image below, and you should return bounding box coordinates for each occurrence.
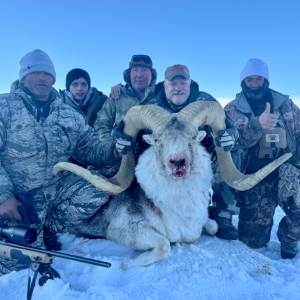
[215,217,238,240]
[281,241,299,259]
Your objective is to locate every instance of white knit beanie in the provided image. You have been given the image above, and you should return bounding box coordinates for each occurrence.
[19,49,56,83]
[240,58,269,85]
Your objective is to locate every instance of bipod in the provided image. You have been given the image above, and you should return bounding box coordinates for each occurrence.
[27,260,60,300]
[38,263,60,286]
[27,260,39,300]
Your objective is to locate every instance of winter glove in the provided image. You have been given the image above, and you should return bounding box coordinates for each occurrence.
[215,127,239,152]
[134,129,152,158]
[15,193,41,226]
[198,129,216,161]
[112,120,135,155]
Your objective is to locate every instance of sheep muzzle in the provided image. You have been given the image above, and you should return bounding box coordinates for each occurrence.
[166,153,190,178]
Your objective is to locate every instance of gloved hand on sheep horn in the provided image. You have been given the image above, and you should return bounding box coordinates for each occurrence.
[53,101,292,194]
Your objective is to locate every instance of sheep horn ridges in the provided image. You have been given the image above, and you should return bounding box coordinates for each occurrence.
[177,101,292,191]
[53,105,172,195]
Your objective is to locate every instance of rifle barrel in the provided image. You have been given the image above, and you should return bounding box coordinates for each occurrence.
[0,240,111,268]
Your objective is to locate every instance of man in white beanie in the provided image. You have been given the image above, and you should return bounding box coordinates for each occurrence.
[0,49,119,275]
[225,58,300,259]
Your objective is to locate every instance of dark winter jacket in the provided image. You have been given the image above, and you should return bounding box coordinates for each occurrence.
[149,80,217,112]
[59,88,108,127]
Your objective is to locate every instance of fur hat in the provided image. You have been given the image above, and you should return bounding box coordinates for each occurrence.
[123,55,157,85]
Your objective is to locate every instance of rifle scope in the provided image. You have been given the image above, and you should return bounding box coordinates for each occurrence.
[0,226,37,244]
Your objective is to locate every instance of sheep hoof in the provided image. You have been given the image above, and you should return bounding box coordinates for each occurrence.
[205,218,218,235]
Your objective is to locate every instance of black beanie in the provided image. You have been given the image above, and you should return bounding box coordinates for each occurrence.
[66,68,91,91]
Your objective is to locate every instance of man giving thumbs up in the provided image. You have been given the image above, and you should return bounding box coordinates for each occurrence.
[224,58,300,259]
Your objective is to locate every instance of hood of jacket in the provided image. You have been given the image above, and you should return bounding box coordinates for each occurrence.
[10,79,59,98]
[234,89,289,113]
[59,87,102,105]
[150,79,200,112]
[121,82,156,103]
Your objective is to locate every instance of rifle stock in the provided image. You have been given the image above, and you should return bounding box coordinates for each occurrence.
[0,240,111,268]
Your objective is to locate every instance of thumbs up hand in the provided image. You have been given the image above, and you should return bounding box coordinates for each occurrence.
[258,102,278,130]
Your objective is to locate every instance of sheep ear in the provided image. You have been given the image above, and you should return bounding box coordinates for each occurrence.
[143,134,155,145]
[196,130,207,142]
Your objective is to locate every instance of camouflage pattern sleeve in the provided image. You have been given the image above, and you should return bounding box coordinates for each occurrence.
[0,98,15,204]
[225,100,263,149]
[73,123,117,167]
[290,99,300,167]
[93,96,116,142]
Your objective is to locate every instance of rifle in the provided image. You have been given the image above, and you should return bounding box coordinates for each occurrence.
[0,225,111,300]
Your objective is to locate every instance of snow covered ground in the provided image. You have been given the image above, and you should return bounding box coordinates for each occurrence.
[0,207,299,300]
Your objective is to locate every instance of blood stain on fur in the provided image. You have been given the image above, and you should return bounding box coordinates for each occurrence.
[103,190,117,195]
[202,191,209,205]
[149,200,163,217]
[201,116,208,125]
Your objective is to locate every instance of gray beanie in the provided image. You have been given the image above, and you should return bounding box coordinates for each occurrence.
[19,49,56,83]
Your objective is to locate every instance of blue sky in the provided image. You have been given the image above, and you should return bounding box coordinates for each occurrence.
[0,0,299,107]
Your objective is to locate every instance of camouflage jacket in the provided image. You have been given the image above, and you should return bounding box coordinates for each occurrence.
[225,89,300,171]
[94,83,156,142]
[59,87,108,127]
[0,81,117,204]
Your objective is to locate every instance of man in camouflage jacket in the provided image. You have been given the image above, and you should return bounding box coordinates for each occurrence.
[0,49,118,275]
[94,55,157,142]
[225,58,300,259]
[92,55,157,177]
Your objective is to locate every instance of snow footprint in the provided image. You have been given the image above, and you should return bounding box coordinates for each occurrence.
[208,267,222,276]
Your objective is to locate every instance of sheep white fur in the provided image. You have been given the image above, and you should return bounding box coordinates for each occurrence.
[72,118,218,270]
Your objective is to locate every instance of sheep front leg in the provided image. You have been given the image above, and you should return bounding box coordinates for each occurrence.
[120,228,171,270]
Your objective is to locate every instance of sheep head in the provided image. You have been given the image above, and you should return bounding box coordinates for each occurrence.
[143,116,207,179]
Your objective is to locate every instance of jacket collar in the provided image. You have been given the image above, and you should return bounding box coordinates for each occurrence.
[12,80,62,112]
[154,79,199,98]
[65,88,93,108]
[122,82,156,103]
[154,79,200,111]
[234,89,289,113]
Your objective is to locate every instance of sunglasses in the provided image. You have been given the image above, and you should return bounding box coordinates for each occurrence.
[131,55,152,65]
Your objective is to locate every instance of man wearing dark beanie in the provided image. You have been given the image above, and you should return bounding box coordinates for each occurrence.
[60,68,107,127]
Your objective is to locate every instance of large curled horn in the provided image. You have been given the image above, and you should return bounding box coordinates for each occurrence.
[53,105,172,194]
[177,101,292,191]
